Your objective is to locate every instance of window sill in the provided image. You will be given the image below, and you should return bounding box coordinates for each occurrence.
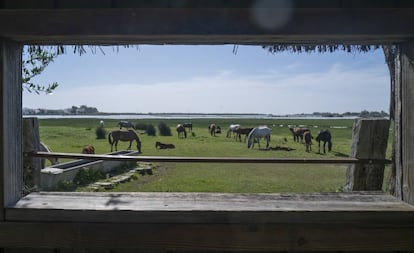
[2,191,414,251]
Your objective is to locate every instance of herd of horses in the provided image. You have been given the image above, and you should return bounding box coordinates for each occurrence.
[289,126,332,153]
[39,121,333,169]
[110,121,332,154]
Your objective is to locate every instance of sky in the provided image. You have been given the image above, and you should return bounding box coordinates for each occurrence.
[23,45,390,115]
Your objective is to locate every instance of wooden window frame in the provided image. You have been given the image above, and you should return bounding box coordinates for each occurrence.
[1,5,414,251]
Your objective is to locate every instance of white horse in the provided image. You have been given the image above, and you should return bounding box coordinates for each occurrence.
[39,142,59,168]
[247,126,271,149]
[226,124,240,138]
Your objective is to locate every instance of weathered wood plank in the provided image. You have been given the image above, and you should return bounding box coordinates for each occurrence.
[0,220,413,251]
[401,41,414,205]
[22,117,41,194]
[30,151,390,164]
[393,46,403,199]
[344,119,390,191]
[0,8,414,44]
[0,40,23,218]
[7,192,414,224]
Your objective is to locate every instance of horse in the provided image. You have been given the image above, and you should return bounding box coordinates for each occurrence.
[215,125,222,134]
[208,123,216,136]
[39,142,59,168]
[108,130,142,152]
[81,145,95,154]
[303,130,313,152]
[288,126,310,143]
[182,123,192,132]
[316,129,332,154]
[226,124,240,138]
[176,124,187,139]
[247,126,271,149]
[117,120,135,130]
[235,127,253,142]
[155,141,175,149]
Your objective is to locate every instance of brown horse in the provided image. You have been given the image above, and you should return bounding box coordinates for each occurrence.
[235,127,253,142]
[81,144,95,154]
[176,124,187,139]
[303,131,313,152]
[289,126,310,143]
[155,141,175,149]
[108,130,142,152]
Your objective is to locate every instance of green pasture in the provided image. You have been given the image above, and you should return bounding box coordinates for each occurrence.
[37,117,392,193]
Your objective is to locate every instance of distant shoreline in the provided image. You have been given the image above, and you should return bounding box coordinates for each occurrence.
[23,113,361,120]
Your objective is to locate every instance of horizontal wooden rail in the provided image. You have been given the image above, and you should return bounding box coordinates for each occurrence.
[26,151,392,165]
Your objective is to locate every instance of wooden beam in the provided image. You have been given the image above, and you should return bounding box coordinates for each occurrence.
[3,192,414,251]
[401,41,414,204]
[29,151,392,164]
[0,8,413,44]
[0,40,22,219]
[344,119,390,191]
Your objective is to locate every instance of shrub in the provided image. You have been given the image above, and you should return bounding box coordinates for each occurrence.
[95,126,106,139]
[73,168,105,186]
[158,122,172,136]
[135,123,148,131]
[146,124,156,136]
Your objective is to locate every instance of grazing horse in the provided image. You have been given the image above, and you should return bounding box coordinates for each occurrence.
[208,123,216,136]
[303,131,313,152]
[182,123,193,132]
[316,129,332,154]
[226,124,240,138]
[176,124,187,139]
[155,141,175,149]
[39,142,59,168]
[247,126,271,149]
[235,127,253,142]
[108,130,142,152]
[215,126,222,134]
[81,145,95,154]
[117,120,135,130]
[289,126,310,143]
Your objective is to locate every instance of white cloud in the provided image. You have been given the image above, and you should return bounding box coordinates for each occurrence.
[23,64,389,114]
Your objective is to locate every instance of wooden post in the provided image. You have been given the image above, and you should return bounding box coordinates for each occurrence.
[401,40,414,204]
[0,40,23,215]
[344,118,390,191]
[22,117,41,194]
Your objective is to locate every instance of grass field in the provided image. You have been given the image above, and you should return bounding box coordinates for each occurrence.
[36,117,392,193]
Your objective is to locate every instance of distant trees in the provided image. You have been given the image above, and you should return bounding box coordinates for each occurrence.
[312,111,389,118]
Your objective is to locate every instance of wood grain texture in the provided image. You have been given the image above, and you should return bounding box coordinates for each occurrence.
[3,192,414,251]
[402,41,414,205]
[7,192,414,224]
[344,119,390,191]
[0,40,22,216]
[0,8,413,44]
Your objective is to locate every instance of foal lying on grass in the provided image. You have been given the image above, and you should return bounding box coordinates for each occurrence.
[155,141,175,149]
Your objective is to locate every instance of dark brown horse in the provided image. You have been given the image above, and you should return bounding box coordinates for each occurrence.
[155,141,175,149]
[316,129,332,154]
[176,124,187,139]
[108,130,142,152]
[235,127,253,142]
[289,126,310,143]
[182,123,192,132]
